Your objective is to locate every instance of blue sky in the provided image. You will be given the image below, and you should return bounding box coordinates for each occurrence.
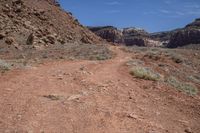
[59,0,200,32]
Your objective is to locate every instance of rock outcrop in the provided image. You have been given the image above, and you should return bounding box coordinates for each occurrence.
[88,26,161,47]
[150,30,179,42]
[0,0,101,51]
[167,18,200,48]
[88,26,122,43]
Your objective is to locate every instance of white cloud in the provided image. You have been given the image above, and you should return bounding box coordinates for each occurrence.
[159,9,171,14]
[104,10,120,14]
[187,10,200,15]
[143,11,157,15]
[184,4,200,8]
[105,1,121,6]
[176,12,184,15]
[164,0,172,4]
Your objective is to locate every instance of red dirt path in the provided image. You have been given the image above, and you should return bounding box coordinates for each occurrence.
[0,46,200,133]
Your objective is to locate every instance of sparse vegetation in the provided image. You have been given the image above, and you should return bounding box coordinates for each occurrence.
[122,46,185,64]
[188,75,200,84]
[19,43,113,61]
[166,77,198,95]
[126,59,144,66]
[130,67,161,81]
[170,53,184,63]
[144,51,161,61]
[95,55,109,60]
[0,59,11,72]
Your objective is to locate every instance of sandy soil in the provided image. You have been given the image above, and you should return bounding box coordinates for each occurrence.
[0,46,200,133]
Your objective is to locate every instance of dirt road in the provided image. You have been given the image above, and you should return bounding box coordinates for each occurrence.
[0,46,200,133]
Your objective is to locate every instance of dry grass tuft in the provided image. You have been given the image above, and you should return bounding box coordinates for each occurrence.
[130,67,161,81]
[166,77,198,95]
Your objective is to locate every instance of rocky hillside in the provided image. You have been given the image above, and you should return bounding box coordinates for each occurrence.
[149,29,181,42]
[0,0,101,51]
[0,0,114,62]
[88,26,161,47]
[167,18,200,48]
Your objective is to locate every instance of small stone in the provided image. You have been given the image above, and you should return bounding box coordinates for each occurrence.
[13,43,21,50]
[26,33,34,45]
[57,76,63,80]
[125,83,129,87]
[15,5,22,12]
[0,33,5,39]
[68,94,82,101]
[5,37,14,45]
[127,113,138,119]
[47,35,55,44]
[43,95,60,100]
[58,38,66,44]
[12,0,23,5]
[184,128,192,133]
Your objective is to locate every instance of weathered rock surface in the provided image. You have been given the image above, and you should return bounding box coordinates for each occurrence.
[167,18,200,48]
[88,26,161,47]
[88,26,122,43]
[0,0,101,50]
[89,18,200,48]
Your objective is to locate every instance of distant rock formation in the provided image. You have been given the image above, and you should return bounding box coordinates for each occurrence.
[167,18,200,48]
[87,26,122,43]
[88,17,200,48]
[88,26,161,47]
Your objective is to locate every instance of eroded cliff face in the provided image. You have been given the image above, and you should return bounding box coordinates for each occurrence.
[89,18,200,48]
[167,18,200,48]
[88,26,123,43]
[89,26,161,47]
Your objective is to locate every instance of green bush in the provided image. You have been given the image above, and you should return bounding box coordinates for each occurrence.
[130,67,161,81]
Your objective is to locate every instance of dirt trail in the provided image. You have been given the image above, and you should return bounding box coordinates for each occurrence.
[0,46,200,133]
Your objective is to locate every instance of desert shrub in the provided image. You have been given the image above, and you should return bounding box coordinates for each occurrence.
[162,50,184,64]
[188,75,200,84]
[126,59,144,66]
[95,54,109,60]
[166,77,198,95]
[170,54,184,63]
[144,51,161,61]
[130,67,161,81]
[120,46,148,53]
[0,59,11,72]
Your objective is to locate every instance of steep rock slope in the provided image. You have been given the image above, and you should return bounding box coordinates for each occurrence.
[0,0,113,62]
[0,0,101,50]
